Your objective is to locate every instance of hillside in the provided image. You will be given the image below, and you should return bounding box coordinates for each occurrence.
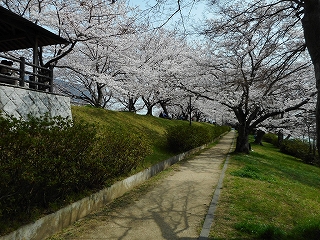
[71,105,218,168]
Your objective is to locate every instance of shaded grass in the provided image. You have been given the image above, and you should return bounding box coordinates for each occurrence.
[210,139,320,240]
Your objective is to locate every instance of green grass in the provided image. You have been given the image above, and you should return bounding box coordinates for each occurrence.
[210,140,320,240]
[72,106,176,169]
[72,105,213,170]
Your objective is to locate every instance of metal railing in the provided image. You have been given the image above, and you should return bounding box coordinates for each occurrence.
[0,54,53,92]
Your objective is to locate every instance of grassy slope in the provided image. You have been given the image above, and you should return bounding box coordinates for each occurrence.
[210,140,320,240]
[72,106,210,169]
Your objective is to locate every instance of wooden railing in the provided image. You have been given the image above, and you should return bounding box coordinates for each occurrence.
[0,54,53,92]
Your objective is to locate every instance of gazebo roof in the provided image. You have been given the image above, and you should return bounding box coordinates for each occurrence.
[0,6,69,52]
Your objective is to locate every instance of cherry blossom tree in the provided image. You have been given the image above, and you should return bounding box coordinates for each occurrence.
[202,0,320,152]
[0,0,76,68]
[1,0,140,108]
[143,0,319,153]
[120,28,194,116]
[47,0,140,107]
[173,1,316,153]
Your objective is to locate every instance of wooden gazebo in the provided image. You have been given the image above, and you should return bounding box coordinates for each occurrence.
[0,6,69,92]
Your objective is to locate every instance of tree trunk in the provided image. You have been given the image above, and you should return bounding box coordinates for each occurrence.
[146,106,153,115]
[235,124,250,153]
[313,133,317,156]
[277,131,284,147]
[302,0,320,154]
[194,111,202,122]
[95,82,104,108]
[159,101,169,116]
[254,130,265,145]
[141,96,154,116]
[128,98,136,112]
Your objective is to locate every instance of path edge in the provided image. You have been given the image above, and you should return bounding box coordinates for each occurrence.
[199,131,236,240]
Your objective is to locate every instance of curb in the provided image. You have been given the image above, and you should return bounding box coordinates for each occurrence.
[199,131,236,239]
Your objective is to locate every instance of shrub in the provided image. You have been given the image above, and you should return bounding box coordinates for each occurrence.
[280,139,313,163]
[263,133,278,146]
[93,129,152,177]
[263,133,318,164]
[0,115,96,219]
[0,114,151,228]
[166,124,229,153]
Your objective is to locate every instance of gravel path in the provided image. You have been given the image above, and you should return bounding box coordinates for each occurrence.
[49,131,236,240]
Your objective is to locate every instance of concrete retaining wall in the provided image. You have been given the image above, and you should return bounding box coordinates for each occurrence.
[0,83,72,120]
[0,142,211,240]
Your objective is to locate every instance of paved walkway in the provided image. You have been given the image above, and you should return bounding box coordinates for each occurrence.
[49,131,236,240]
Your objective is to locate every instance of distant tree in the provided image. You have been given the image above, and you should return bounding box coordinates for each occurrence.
[126,29,193,115]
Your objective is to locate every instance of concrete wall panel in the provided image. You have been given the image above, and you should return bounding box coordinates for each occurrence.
[0,83,72,120]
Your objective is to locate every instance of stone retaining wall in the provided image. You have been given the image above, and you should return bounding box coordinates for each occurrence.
[0,83,72,120]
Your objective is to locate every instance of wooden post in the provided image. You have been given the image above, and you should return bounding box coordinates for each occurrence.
[33,36,39,90]
[19,57,25,87]
[49,65,53,92]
